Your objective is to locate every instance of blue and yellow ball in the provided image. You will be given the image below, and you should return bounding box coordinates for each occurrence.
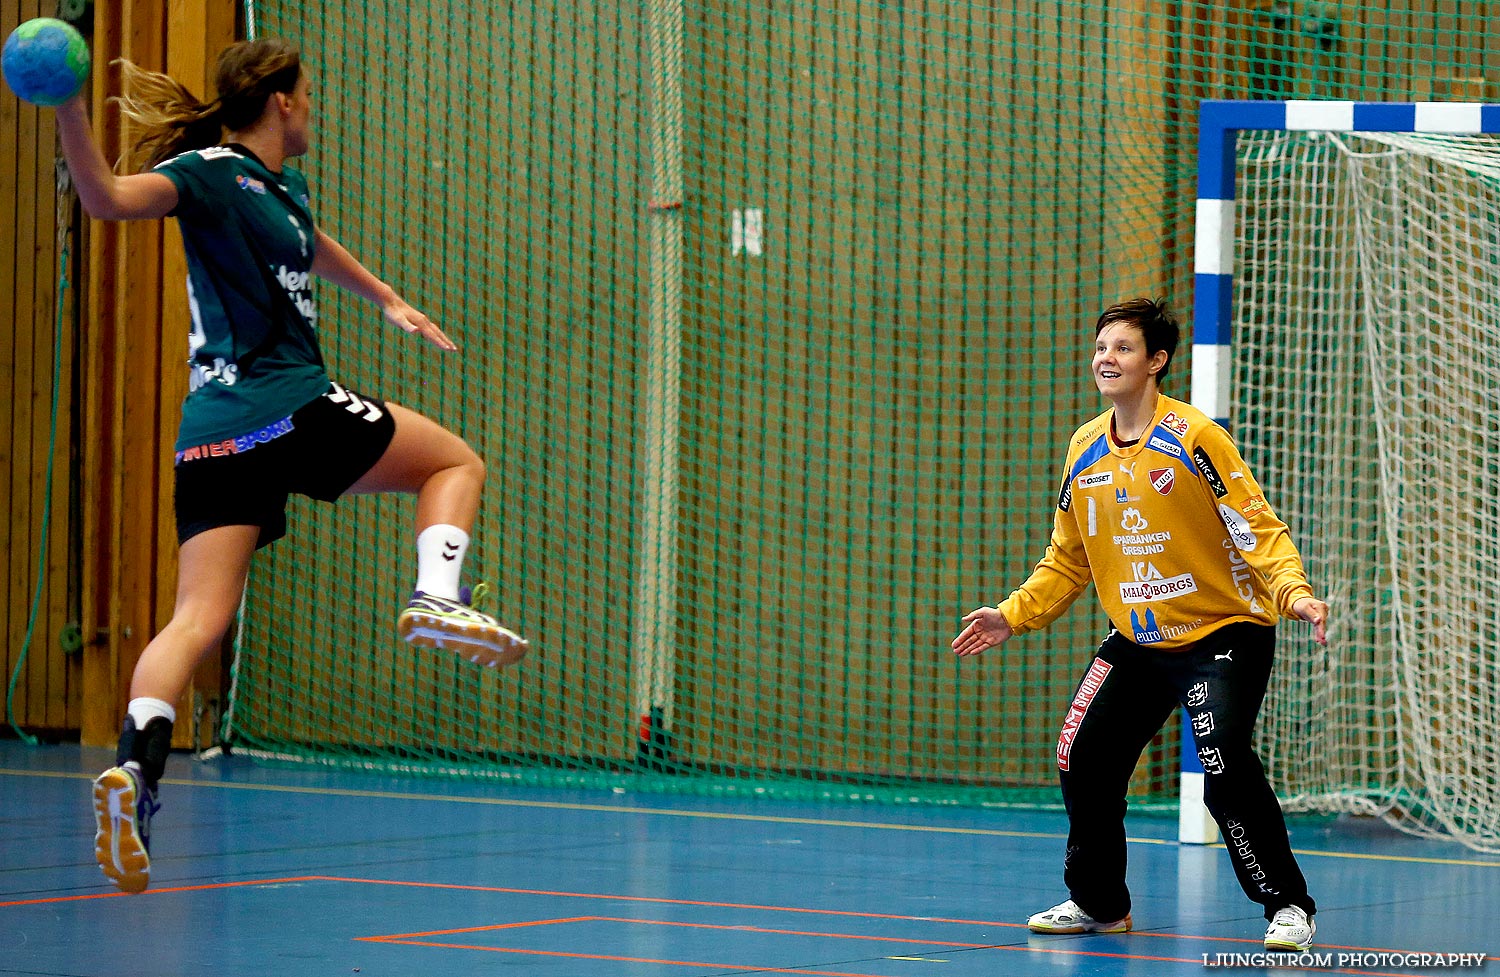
[2,18,91,107]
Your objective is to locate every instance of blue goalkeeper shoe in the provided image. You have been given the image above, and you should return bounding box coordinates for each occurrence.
[398,584,529,669]
[92,762,159,894]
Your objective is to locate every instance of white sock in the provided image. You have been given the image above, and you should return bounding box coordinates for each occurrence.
[415,524,469,600]
[127,696,177,727]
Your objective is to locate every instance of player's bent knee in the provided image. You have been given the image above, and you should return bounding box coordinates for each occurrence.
[455,447,485,487]
[166,609,236,658]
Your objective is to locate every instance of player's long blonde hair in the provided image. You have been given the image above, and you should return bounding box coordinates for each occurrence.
[113,37,301,169]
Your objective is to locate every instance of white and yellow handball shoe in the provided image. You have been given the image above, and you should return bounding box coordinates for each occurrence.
[92,763,158,894]
[398,584,528,669]
[1264,905,1315,952]
[1027,899,1132,934]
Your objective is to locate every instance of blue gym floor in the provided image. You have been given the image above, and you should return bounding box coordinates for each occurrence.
[2,740,1497,976]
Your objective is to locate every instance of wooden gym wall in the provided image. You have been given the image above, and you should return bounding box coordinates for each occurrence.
[2,0,235,747]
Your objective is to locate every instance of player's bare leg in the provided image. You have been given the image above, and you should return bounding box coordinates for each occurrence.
[347,402,527,667]
[95,525,258,892]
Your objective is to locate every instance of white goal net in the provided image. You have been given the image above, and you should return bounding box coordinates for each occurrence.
[1232,127,1500,853]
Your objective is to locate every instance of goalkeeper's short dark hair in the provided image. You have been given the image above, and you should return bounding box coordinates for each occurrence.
[1094,297,1181,384]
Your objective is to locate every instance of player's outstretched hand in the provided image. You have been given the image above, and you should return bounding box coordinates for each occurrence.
[384,296,458,351]
[952,605,1013,657]
[1291,596,1329,646]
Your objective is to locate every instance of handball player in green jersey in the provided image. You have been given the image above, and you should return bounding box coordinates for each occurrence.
[46,38,526,893]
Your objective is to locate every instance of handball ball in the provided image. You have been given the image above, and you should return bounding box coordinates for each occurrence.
[3,18,90,107]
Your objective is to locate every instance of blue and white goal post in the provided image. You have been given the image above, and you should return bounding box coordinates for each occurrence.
[1180,98,1500,844]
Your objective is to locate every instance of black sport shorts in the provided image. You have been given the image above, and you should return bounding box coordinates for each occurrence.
[174,381,397,549]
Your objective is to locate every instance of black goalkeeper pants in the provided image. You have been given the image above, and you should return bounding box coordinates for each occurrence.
[1055,621,1315,923]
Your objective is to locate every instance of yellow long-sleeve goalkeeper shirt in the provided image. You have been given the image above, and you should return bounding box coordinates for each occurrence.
[997,394,1314,649]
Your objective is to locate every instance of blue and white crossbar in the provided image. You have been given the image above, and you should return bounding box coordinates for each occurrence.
[1191,99,1500,422]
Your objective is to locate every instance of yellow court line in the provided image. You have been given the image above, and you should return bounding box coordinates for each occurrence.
[5,766,1499,868]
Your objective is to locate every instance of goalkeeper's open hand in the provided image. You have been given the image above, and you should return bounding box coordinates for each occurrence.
[1291,597,1329,646]
[952,605,1013,657]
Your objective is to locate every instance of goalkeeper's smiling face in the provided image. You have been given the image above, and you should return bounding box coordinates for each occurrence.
[1092,322,1166,402]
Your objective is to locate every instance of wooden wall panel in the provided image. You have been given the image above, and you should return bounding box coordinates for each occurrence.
[0,0,236,746]
[2,0,81,738]
[78,0,125,749]
[1,0,25,735]
[111,0,169,751]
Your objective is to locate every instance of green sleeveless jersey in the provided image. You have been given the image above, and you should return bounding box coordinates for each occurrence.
[154,144,331,450]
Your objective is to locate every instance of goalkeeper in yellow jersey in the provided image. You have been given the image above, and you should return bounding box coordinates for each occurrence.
[951,298,1329,953]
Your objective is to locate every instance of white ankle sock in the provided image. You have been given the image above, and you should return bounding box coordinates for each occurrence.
[415,524,468,600]
[127,696,177,727]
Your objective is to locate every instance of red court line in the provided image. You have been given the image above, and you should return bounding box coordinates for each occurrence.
[303,877,1500,959]
[359,915,1001,949]
[4,874,1489,974]
[360,916,1196,974]
[354,914,1429,975]
[355,916,599,940]
[574,917,1006,947]
[354,940,914,977]
[0,875,322,908]
[305,875,1029,926]
[357,916,1225,972]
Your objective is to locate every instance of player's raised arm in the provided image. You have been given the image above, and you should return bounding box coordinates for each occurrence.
[54,94,178,220]
[4,19,178,221]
